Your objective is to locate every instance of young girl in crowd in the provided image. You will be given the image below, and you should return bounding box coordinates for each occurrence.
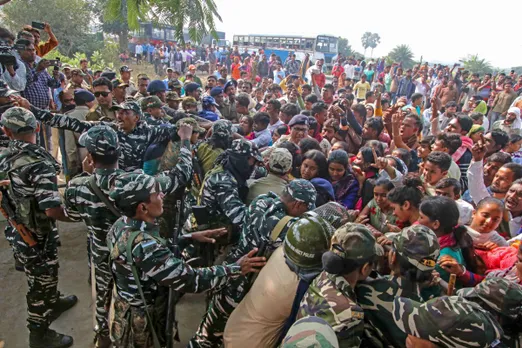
[352,146,383,209]
[272,125,288,144]
[387,175,424,229]
[357,178,397,233]
[466,197,508,249]
[418,196,476,287]
[327,150,359,209]
[417,135,434,170]
[300,149,328,180]
[504,133,522,164]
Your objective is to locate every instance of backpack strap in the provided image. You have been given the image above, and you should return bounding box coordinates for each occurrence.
[270,215,294,242]
[88,175,121,217]
[126,230,161,348]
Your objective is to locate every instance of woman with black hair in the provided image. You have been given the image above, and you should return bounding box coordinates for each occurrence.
[352,146,382,209]
[418,196,476,288]
[387,174,424,229]
[327,150,359,209]
[300,149,328,180]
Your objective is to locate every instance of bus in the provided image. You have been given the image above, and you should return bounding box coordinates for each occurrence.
[232,34,338,67]
[128,22,228,50]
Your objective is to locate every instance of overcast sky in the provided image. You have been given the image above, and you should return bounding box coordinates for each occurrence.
[213,0,521,69]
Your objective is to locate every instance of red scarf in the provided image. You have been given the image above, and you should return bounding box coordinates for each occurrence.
[438,233,457,249]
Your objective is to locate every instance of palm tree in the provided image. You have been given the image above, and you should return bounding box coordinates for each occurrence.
[368,33,380,58]
[361,32,372,57]
[388,44,415,69]
[105,0,222,50]
[461,54,493,75]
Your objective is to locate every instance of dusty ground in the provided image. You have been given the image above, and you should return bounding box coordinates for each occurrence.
[0,220,206,347]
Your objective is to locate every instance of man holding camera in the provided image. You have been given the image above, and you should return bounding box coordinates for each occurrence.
[23,23,59,58]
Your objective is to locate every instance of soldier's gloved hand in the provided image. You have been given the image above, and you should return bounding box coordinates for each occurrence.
[177,123,193,141]
[187,228,228,244]
[237,248,267,276]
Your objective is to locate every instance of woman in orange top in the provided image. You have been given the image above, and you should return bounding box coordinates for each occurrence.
[231,57,241,80]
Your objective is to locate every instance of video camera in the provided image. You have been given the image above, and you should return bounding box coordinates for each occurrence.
[0,39,23,67]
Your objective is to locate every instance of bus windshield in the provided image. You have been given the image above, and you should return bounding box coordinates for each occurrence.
[315,36,338,54]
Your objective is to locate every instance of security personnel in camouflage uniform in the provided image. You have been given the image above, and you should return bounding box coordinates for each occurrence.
[0,107,77,348]
[195,139,263,244]
[355,225,441,347]
[393,296,504,348]
[282,316,339,348]
[190,178,317,348]
[458,277,522,347]
[298,223,382,348]
[61,125,125,347]
[106,170,266,347]
[21,99,176,171]
[141,96,172,126]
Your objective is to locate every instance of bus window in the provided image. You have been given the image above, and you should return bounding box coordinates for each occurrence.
[254,36,261,46]
[165,28,175,41]
[152,27,163,41]
[233,36,239,46]
[280,38,287,48]
[260,36,267,45]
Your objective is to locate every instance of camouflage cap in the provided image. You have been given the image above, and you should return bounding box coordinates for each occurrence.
[112,79,129,89]
[269,148,293,174]
[182,97,198,108]
[166,91,181,101]
[175,117,205,134]
[458,277,522,320]
[393,296,504,348]
[330,223,383,260]
[0,107,37,134]
[392,225,440,271]
[71,68,86,76]
[111,100,142,117]
[78,124,119,155]
[141,96,163,110]
[228,139,263,162]
[211,119,233,139]
[282,316,339,348]
[283,179,317,210]
[109,172,171,212]
[168,79,182,89]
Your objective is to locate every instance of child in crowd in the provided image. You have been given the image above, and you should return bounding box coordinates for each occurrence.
[387,175,424,229]
[357,178,397,233]
[352,146,383,209]
[391,148,411,170]
[419,196,476,287]
[272,125,288,144]
[327,150,359,209]
[504,133,522,164]
[466,197,508,249]
[434,178,473,225]
[416,135,434,171]
[422,152,452,196]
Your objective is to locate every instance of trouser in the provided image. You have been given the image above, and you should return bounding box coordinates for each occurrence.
[175,61,182,72]
[7,226,59,330]
[189,276,248,348]
[136,54,142,64]
[51,128,60,163]
[209,63,216,75]
[181,62,186,73]
[489,111,502,130]
[91,234,113,336]
[37,124,52,153]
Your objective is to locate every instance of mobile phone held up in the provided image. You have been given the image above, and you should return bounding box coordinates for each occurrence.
[32,21,46,30]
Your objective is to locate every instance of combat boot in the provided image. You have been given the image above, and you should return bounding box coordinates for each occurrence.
[49,294,78,322]
[94,333,112,348]
[29,328,73,348]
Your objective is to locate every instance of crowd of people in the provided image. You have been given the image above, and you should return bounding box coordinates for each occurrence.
[1,22,522,348]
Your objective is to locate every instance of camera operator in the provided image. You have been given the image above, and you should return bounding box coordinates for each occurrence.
[0,27,26,92]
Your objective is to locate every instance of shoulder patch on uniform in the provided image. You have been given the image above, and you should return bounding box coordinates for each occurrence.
[140,239,158,254]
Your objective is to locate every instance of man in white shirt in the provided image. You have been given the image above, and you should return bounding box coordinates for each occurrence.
[343,59,355,79]
[135,44,143,64]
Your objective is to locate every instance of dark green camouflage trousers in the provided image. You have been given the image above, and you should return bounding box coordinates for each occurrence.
[6,226,59,330]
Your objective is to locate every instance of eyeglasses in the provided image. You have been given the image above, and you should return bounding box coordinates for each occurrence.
[94,91,110,97]
[292,126,308,133]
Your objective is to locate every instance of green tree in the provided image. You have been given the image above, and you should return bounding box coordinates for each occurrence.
[104,0,222,51]
[338,37,355,58]
[361,32,372,57]
[388,44,415,69]
[1,0,94,56]
[461,54,493,75]
[369,33,381,58]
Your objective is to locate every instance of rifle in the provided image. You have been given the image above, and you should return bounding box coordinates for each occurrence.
[0,187,48,271]
[165,196,183,348]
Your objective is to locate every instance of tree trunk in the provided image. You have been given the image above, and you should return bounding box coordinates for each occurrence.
[118,0,129,53]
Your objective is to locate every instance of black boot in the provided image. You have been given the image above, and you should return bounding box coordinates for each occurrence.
[49,295,78,322]
[29,328,73,348]
[14,255,24,272]
[94,333,112,348]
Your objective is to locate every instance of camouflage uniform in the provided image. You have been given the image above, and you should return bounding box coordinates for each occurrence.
[190,179,317,348]
[0,108,63,331]
[30,101,176,171]
[195,139,263,243]
[355,225,441,348]
[141,96,172,126]
[298,224,382,348]
[282,316,339,348]
[393,296,504,348]
[62,125,125,339]
[458,277,522,347]
[106,172,242,348]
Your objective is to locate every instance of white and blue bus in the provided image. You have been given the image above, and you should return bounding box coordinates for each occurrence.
[232,34,338,67]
